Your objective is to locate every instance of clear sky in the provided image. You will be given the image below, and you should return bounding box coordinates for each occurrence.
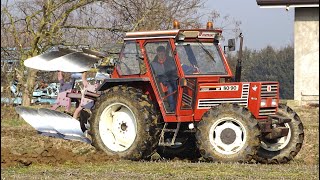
[204,1,294,50]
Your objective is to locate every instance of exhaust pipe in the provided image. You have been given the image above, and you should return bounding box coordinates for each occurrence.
[235,33,244,82]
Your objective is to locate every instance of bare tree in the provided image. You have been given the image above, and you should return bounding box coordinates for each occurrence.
[1,0,241,106]
[105,0,205,31]
[1,0,114,106]
[206,10,242,42]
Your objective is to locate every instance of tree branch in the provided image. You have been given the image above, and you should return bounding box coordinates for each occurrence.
[62,25,124,32]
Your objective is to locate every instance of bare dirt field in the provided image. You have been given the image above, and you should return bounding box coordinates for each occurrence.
[1,104,319,179]
[1,106,114,168]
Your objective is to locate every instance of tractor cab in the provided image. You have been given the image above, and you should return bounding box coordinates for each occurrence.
[111,26,234,122]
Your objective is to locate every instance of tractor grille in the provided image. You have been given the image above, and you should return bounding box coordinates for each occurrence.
[261,84,278,97]
[181,78,196,109]
[259,107,277,116]
[242,83,250,100]
[197,84,249,109]
[259,83,278,116]
[182,93,192,107]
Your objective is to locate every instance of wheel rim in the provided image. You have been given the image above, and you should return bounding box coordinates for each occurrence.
[99,102,137,152]
[209,117,247,155]
[261,123,291,151]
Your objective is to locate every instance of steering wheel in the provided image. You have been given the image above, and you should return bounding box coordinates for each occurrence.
[182,64,199,74]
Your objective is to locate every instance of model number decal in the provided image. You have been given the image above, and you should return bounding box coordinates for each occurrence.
[200,85,239,91]
[222,85,238,91]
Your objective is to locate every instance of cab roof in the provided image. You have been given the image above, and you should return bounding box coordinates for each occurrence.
[124,29,223,41]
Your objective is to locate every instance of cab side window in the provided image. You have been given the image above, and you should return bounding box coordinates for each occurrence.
[117,41,141,75]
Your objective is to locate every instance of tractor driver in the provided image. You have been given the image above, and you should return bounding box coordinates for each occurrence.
[151,46,178,112]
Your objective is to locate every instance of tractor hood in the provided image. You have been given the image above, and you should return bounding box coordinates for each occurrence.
[194,81,279,120]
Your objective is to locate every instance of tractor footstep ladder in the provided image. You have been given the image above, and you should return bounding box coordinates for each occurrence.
[159,122,181,146]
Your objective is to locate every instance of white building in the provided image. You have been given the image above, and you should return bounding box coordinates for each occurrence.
[257,0,319,105]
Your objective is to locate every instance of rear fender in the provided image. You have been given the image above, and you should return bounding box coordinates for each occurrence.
[97,78,150,91]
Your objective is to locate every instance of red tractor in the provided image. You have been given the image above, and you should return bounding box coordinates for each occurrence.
[16,21,304,164]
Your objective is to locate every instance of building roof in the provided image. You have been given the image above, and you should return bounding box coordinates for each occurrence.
[256,0,319,8]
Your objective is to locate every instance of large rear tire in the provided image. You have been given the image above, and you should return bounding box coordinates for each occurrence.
[79,109,91,133]
[196,104,260,163]
[254,104,304,164]
[90,86,161,160]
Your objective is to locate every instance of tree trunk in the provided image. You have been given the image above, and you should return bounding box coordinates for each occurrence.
[22,69,38,106]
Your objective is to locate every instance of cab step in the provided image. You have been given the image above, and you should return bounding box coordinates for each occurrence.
[158,122,181,146]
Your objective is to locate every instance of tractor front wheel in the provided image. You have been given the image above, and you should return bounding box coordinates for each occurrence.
[254,104,304,164]
[196,104,260,163]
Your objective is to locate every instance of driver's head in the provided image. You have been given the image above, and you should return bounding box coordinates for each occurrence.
[156,46,166,63]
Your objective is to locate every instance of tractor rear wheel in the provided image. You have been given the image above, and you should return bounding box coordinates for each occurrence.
[90,86,161,160]
[196,104,260,163]
[79,109,91,133]
[254,104,304,164]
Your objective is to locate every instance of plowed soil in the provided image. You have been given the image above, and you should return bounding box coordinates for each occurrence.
[1,126,118,168]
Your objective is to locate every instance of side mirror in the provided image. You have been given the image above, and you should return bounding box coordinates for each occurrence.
[228,39,236,51]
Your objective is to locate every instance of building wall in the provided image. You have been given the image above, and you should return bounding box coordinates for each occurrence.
[294,7,319,105]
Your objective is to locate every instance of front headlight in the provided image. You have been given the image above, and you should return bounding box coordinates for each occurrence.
[260,99,267,107]
[271,99,277,106]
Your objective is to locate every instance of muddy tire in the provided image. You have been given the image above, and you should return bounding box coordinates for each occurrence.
[254,104,304,164]
[90,86,161,160]
[157,135,201,160]
[79,109,91,133]
[196,104,260,163]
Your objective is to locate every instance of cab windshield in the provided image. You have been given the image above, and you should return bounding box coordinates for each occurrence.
[175,42,227,75]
